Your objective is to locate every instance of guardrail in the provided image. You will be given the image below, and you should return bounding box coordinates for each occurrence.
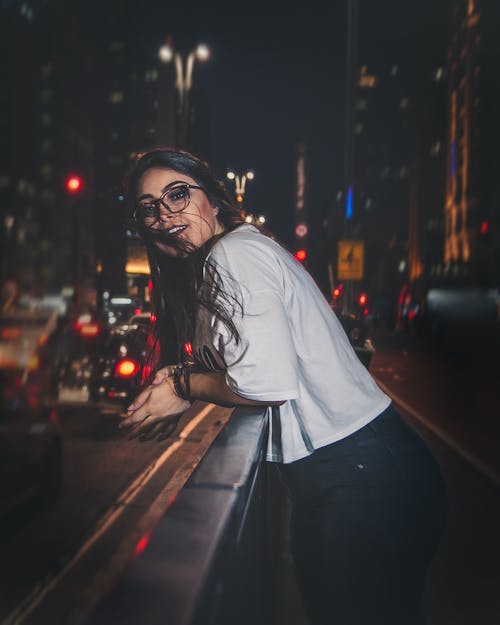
[85,405,294,625]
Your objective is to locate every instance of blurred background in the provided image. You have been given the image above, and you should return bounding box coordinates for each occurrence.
[1,0,498,322]
[1,1,500,624]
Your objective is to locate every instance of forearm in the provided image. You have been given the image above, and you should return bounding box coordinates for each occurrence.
[188,370,284,407]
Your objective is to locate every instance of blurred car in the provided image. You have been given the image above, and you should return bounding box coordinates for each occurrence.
[338,312,375,368]
[90,314,157,406]
[0,369,62,524]
[55,311,107,403]
[330,287,375,369]
[102,295,142,327]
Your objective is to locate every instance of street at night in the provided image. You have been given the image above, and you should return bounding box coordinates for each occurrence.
[1,328,499,625]
[2,0,500,623]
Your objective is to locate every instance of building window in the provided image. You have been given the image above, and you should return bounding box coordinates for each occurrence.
[430,141,442,156]
[145,69,159,82]
[40,139,52,155]
[109,91,124,104]
[40,112,52,127]
[41,163,52,179]
[358,65,378,88]
[20,2,34,20]
[41,62,52,79]
[40,88,53,104]
[433,67,444,82]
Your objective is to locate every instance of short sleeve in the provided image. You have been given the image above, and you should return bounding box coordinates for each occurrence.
[219,287,300,401]
[206,228,300,402]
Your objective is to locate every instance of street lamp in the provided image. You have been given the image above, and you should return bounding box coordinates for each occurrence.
[226,169,255,205]
[158,40,210,148]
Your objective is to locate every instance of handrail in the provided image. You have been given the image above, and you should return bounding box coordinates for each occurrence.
[85,405,278,625]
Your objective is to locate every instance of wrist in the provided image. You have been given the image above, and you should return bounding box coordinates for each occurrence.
[172,364,190,400]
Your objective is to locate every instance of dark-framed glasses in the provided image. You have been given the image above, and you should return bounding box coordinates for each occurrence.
[133,182,203,227]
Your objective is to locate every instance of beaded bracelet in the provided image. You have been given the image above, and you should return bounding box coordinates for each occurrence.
[172,364,190,400]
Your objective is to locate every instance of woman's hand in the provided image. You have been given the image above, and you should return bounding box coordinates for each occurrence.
[151,366,175,385]
[119,378,191,441]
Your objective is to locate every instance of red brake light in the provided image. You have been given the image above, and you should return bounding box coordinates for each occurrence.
[78,323,100,338]
[1,327,21,340]
[184,342,193,356]
[115,359,140,377]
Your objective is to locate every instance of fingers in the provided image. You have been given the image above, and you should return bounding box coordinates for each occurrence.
[125,413,182,441]
[152,365,175,385]
[119,379,190,441]
[126,387,152,413]
[136,415,181,442]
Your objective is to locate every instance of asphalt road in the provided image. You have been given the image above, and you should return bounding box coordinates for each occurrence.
[0,401,232,625]
[370,328,500,625]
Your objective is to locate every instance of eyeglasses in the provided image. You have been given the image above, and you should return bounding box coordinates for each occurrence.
[133,182,203,227]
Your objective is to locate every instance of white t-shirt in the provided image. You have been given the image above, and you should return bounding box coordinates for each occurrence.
[194,224,391,464]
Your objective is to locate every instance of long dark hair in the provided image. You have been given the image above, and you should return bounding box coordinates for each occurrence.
[124,147,245,372]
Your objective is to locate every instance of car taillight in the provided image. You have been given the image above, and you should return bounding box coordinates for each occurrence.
[78,323,100,338]
[1,327,21,340]
[115,358,140,378]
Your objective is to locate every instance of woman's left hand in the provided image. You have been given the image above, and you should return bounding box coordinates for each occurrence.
[119,379,191,440]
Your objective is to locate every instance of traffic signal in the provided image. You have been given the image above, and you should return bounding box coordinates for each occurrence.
[333,284,343,299]
[294,249,307,262]
[65,175,83,194]
[357,292,369,316]
[358,293,368,306]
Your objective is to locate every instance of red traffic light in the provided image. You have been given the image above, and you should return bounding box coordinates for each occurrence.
[294,249,307,262]
[358,293,368,306]
[65,175,83,193]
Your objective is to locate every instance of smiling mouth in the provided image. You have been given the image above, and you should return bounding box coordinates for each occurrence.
[164,224,188,236]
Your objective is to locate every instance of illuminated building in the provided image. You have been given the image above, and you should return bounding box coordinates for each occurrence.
[442,0,481,280]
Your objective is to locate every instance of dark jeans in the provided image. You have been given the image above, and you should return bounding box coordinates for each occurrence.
[276,404,447,625]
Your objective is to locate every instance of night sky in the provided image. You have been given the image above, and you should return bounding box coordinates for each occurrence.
[129,0,357,245]
[129,0,450,247]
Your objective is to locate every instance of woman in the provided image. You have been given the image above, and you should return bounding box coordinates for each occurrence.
[121,147,447,625]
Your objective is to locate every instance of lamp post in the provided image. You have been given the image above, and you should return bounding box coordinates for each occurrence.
[226,169,266,225]
[158,40,210,149]
[226,169,255,205]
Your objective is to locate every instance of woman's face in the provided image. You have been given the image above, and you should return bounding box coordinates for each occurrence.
[136,167,225,257]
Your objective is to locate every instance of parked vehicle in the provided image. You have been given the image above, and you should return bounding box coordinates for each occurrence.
[90,316,157,406]
[55,311,106,403]
[330,287,375,369]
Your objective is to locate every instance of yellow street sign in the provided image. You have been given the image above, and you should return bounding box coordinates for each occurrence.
[337,239,364,280]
